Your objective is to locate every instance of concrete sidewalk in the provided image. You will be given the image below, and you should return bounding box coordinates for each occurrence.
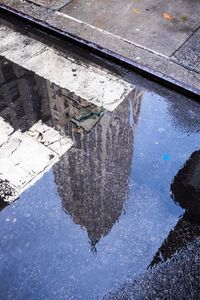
[1,0,200,94]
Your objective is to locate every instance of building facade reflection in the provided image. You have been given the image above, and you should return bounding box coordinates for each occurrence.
[53,90,143,250]
[0,57,143,239]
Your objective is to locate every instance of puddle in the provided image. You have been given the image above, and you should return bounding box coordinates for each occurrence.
[0,57,200,299]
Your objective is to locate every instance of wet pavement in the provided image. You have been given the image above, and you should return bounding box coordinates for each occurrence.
[0,52,200,299]
[106,237,200,300]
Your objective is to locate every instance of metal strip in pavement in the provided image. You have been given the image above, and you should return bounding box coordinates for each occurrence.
[0,4,199,101]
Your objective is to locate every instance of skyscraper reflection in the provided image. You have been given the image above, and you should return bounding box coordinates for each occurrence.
[53,90,143,250]
[0,57,143,238]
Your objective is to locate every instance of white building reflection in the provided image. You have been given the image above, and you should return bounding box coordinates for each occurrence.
[53,90,143,250]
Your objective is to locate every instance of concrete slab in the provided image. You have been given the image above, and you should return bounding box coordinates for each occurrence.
[61,0,200,56]
[0,24,133,111]
[172,28,200,73]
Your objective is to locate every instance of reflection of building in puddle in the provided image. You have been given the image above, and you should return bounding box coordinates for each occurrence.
[0,57,105,134]
[53,90,143,251]
[149,151,200,268]
[0,57,107,206]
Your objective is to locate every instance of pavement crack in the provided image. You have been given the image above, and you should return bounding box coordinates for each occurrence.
[8,140,22,157]
[24,0,44,8]
[44,137,61,146]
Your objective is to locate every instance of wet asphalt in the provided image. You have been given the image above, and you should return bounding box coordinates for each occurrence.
[0,41,200,299]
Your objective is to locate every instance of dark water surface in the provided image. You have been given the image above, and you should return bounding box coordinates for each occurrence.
[0,56,200,300]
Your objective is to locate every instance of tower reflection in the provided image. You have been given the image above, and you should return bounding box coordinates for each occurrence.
[0,57,143,244]
[53,90,143,251]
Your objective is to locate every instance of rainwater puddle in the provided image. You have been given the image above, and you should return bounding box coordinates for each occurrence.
[0,57,200,300]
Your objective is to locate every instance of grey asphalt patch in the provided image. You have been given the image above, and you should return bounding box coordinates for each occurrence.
[172,28,200,73]
[106,237,200,300]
